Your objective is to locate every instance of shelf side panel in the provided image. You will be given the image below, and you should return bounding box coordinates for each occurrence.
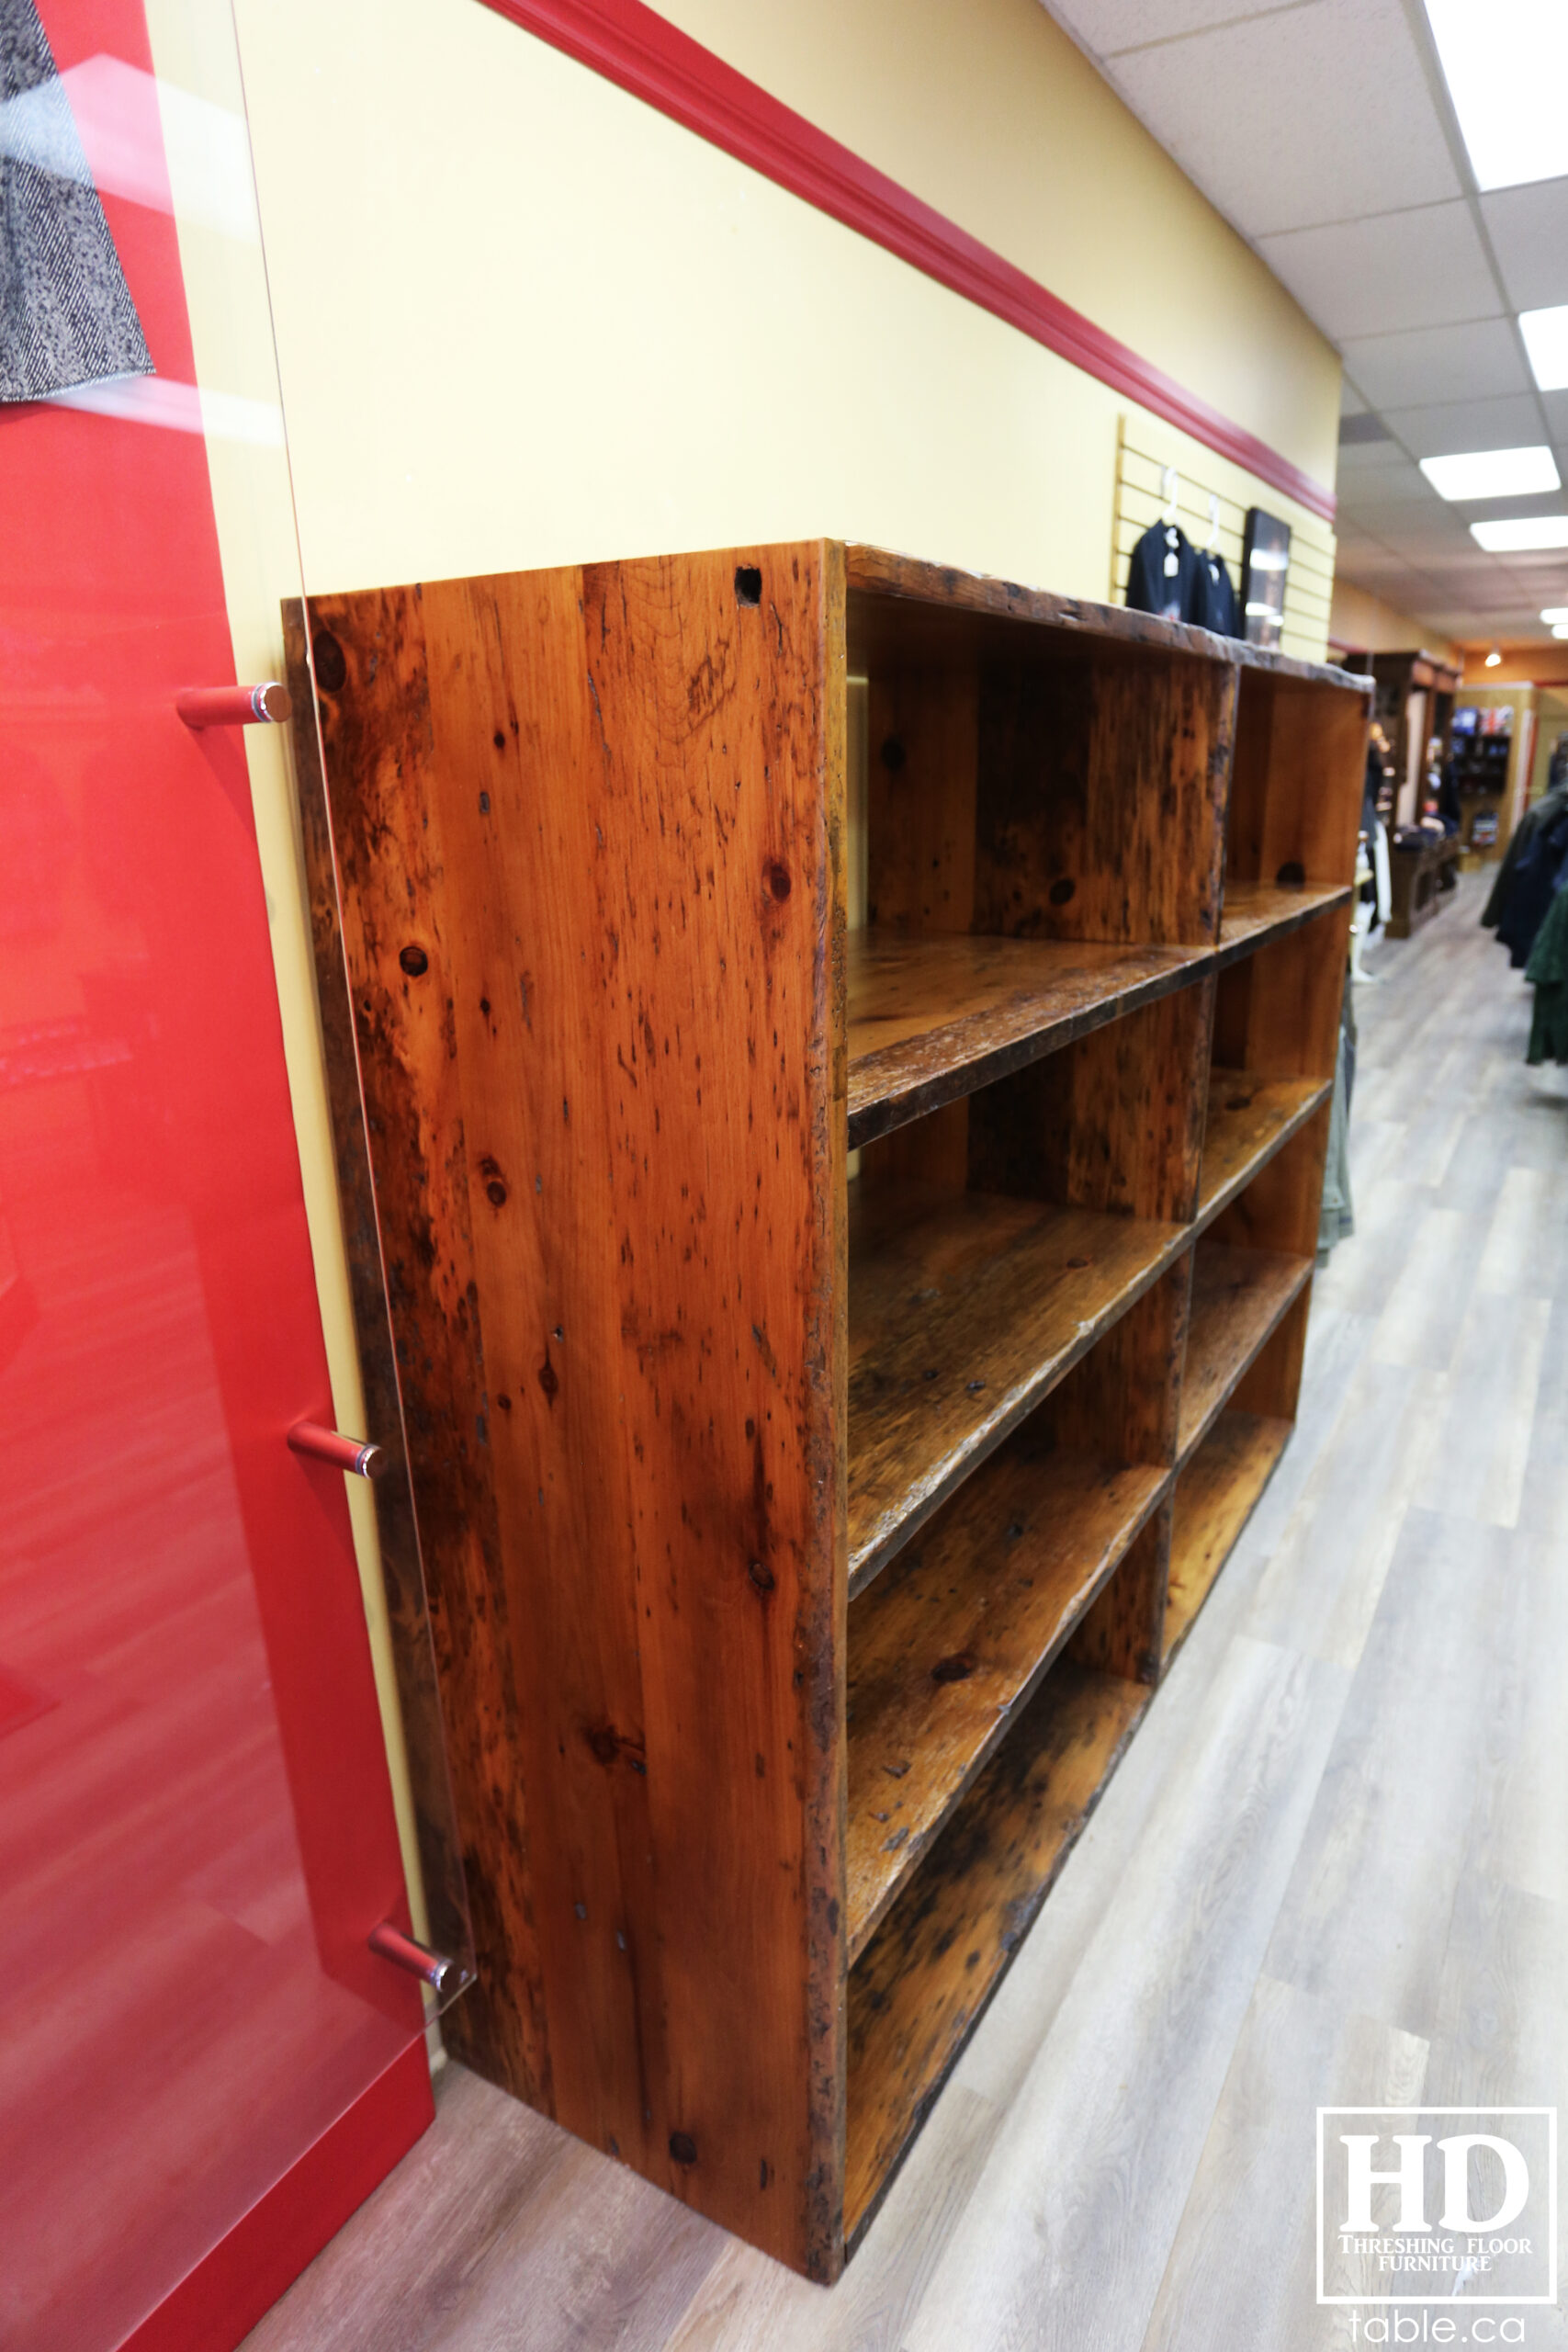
[310,543,847,2279]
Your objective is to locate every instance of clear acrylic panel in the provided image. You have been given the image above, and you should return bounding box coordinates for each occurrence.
[0,2,472,2343]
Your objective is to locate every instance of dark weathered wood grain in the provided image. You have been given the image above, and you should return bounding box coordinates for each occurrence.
[847,931,1209,1149]
[1215,878,1352,967]
[844,1656,1150,2247]
[1164,1410,1292,1663]
[1213,901,1349,1084]
[847,1190,1187,1595]
[310,545,847,2278]
[284,600,472,1976]
[1196,1070,1332,1231]
[1226,670,1369,888]
[1177,1244,1314,1466]
[845,1442,1167,1961]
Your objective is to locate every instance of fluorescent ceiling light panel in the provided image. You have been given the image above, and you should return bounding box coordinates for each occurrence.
[1520,307,1568,393]
[1421,447,1560,501]
[1554,624,1568,639]
[1471,515,1568,551]
[1423,0,1568,190]
[1542,608,1568,624]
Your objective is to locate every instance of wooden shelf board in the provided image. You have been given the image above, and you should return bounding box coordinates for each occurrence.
[1195,1069,1331,1234]
[1215,879,1350,967]
[1162,1410,1292,1665]
[847,930,1209,1149]
[848,1191,1186,1596]
[845,1658,1149,2248]
[1177,1243,1313,1467]
[845,1444,1168,1963]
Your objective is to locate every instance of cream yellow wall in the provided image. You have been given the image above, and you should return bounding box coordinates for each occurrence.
[659,0,1342,489]
[230,0,1339,628]
[1330,576,1458,667]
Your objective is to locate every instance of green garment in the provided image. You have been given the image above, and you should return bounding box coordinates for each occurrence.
[1524,883,1568,1065]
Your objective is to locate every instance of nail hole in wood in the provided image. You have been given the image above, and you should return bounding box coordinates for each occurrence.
[734,566,761,606]
[880,737,907,772]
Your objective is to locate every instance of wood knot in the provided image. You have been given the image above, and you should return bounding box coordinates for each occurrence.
[311,629,346,694]
[486,1180,508,1206]
[931,1652,976,1684]
[1048,876,1076,906]
[880,737,906,772]
[669,2132,698,2166]
[399,944,429,977]
[764,860,792,902]
[734,565,761,606]
[748,1557,775,1594]
[537,1351,559,1405]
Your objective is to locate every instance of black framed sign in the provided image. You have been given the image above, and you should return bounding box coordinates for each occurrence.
[1241,507,1292,650]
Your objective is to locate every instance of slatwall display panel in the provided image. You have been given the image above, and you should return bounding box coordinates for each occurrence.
[1112,417,1336,663]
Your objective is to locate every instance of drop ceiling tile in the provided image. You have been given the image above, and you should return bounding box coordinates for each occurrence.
[1377,394,1546,460]
[1257,203,1499,341]
[1541,390,1568,441]
[1480,179,1568,314]
[1046,1,1306,51]
[1337,437,1419,478]
[1337,455,1443,505]
[1099,0,1461,237]
[1338,320,1530,412]
[1341,380,1370,419]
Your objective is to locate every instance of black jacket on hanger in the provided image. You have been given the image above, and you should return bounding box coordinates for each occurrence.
[1125,521,1200,624]
[1190,548,1239,637]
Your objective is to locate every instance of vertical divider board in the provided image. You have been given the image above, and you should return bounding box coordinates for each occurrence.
[294,541,1369,2280]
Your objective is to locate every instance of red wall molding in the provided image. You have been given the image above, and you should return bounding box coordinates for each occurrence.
[479,0,1337,526]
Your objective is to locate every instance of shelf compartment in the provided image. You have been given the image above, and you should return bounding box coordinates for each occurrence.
[848,1191,1185,1594]
[847,930,1209,1149]
[1177,1243,1313,1467]
[845,1440,1168,1963]
[1215,878,1351,967]
[1196,1069,1330,1231]
[845,1656,1149,2247]
[1162,1410,1291,1664]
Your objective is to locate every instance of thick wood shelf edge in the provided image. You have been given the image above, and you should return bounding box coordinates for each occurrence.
[1176,1246,1313,1468]
[1162,1411,1292,1667]
[844,1453,1169,1964]
[1194,1072,1333,1238]
[1214,880,1353,967]
[848,932,1210,1151]
[848,1198,1190,1597]
[844,1661,1150,2250]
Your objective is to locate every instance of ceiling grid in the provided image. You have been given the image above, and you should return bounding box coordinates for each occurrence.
[1043,0,1568,645]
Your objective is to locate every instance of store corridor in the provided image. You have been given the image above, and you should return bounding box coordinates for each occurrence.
[243,876,1568,2352]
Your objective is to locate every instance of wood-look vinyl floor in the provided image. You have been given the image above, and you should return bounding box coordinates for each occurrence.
[245,875,1568,2352]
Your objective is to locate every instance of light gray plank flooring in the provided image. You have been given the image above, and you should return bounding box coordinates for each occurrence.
[245,874,1568,2352]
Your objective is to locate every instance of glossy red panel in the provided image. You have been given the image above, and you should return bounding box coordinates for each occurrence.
[0,6,426,2345]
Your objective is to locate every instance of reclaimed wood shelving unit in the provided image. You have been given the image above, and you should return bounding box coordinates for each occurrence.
[291,541,1368,2285]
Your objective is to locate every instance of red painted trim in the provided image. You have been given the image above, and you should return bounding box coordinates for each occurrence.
[479,0,1337,525]
[118,2042,434,2352]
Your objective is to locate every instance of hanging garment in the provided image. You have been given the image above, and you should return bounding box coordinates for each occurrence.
[0,0,152,401]
[1190,548,1239,637]
[1482,784,1568,932]
[1124,520,1200,624]
[1317,966,1356,1257]
[1495,795,1568,967]
[1525,881,1568,1067]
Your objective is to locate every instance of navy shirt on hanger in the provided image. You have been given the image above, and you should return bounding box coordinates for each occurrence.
[1125,520,1200,624]
[1190,548,1239,637]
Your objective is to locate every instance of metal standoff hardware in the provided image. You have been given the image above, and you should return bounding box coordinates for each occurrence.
[367,1921,468,1997]
[287,1419,386,1479]
[176,681,292,728]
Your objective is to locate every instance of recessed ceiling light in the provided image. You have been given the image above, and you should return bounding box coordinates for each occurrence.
[1421,447,1561,501]
[1485,646,1504,666]
[1520,306,1568,393]
[1472,516,1568,551]
[1423,1,1568,190]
